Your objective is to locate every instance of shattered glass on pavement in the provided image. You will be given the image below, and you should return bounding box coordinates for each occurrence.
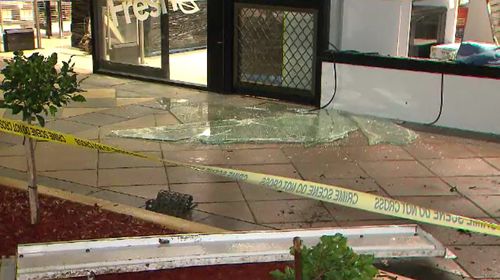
[110,98,418,146]
[350,115,418,146]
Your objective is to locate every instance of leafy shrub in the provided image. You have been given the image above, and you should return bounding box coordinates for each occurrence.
[271,234,378,280]
[0,51,85,126]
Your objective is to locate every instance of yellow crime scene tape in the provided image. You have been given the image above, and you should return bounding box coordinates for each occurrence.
[0,117,499,237]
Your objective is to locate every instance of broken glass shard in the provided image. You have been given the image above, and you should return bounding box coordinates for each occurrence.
[110,98,417,146]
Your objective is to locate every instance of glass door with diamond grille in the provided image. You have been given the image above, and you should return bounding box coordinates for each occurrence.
[231,1,328,105]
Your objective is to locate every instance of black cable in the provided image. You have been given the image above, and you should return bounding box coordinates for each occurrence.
[427,73,444,125]
[328,42,340,52]
[310,42,339,112]
[317,62,337,110]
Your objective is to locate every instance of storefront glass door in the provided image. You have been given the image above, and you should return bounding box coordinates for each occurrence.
[93,0,207,86]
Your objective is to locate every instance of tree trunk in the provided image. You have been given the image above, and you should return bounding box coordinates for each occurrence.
[24,136,39,225]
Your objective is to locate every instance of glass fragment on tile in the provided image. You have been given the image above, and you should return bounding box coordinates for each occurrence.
[110,98,418,146]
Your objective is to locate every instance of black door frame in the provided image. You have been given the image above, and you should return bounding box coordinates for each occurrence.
[90,0,329,106]
[90,0,171,83]
[209,0,330,106]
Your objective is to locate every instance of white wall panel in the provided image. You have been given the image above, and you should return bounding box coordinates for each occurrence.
[321,62,442,124]
[437,75,500,134]
[322,62,500,134]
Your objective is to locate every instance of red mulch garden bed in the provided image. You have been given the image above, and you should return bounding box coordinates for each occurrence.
[0,185,177,256]
[73,262,292,280]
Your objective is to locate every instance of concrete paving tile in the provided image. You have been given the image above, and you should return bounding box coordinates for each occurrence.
[37,176,101,195]
[394,196,490,218]
[485,158,500,170]
[443,177,500,195]
[40,170,97,186]
[116,98,155,107]
[191,210,272,231]
[318,177,389,197]
[45,119,94,133]
[72,128,100,140]
[281,146,347,163]
[101,105,161,119]
[0,144,24,156]
[421,159,500,177]
[89,190,147,208]
[239,183,307,202]
[223,148,290,165]
[102,185,167,199]
[35,143,98,171]
[99,151,163,169]
[0,156,26,171]
[466,195,500,218]
[419,218,500,246]
[68,112,127,126]
[331,130,369,147]
[248,200,332,224]
[0,133,23,145]
[220,143,286,150]
[99,167,168,186]
[324,202,400,222]
[336,219,408,227]
[465,142,500,157]
[115,89,153,98]
[65,97,116,108]
[99,115,157,136]
[164,149,228,165]
[170,182,245,203]
[2,110,24,120]
[376,177,456,196]
[115,81,202,97]
[294,160,368,180]
[81,88,116,99]
[264,221,339,230]
[196,202,255,223]
[161,142,221,152]
[100,138,161,152]
[359,161,435,178]
[234,164,302,201]
[417,131,478,145]
[452,246,499,278]
[404,141,475,159]
[60,108,108,118]
[80,74,130,88]
[341,145,413,161]
[167,166,234,184]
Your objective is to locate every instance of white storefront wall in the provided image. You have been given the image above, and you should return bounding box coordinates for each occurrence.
[321,62,500,134]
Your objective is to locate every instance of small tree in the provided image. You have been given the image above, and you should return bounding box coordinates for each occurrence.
[0,51,86,224]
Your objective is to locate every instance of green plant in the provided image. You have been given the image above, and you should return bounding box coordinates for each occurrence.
[0,51,85,224]
[270,234,379,280]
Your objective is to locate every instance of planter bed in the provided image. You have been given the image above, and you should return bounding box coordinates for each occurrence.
[71,263,407,280]
[72,262,292,280]
[2,183,415,280]
[0,185,177,256]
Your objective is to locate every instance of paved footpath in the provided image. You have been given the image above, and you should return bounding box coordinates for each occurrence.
[0,69,499,279]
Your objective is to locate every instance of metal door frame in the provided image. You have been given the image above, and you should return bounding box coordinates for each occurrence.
[90,0,170,81]
[226,0,330,106]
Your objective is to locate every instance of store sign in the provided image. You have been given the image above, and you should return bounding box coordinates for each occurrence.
[108,0,200,26]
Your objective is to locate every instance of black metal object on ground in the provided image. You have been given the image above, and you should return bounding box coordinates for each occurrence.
[146,190,197,219]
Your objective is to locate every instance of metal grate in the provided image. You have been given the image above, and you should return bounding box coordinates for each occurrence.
[235,5,317,93]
